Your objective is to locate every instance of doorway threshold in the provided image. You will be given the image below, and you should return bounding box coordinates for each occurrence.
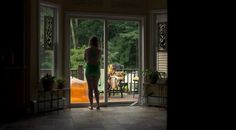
[70,101,139,108]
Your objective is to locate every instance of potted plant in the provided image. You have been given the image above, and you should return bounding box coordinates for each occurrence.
[40,73,56,91]
[142,69,161,84]
[56,77,66,89]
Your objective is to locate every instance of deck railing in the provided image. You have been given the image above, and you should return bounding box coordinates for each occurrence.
[40,68,140,94]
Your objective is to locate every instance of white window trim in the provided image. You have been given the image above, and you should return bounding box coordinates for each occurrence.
[38,1,60,78]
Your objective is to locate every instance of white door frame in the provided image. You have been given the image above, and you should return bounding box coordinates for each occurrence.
[64,12,145,106]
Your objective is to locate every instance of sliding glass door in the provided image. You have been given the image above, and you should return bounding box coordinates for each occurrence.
[107,20,140,103]
[69,18,105,104]
[66,15,143,106]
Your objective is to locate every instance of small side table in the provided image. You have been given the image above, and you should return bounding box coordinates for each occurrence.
[34,88,70,113]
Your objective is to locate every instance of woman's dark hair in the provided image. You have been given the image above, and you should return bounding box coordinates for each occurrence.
[89,36,98,47]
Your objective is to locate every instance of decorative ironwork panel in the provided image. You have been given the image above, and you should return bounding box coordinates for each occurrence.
[158,22,167,51]
[44,16,54,50]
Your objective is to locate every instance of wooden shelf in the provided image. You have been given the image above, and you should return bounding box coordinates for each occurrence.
[33,89,69,113]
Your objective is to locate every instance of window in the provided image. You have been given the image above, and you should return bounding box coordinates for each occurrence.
[39,4,58,78]
[151,10,168,78]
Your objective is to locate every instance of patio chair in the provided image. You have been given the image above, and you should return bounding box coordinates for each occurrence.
[107,73,126,98]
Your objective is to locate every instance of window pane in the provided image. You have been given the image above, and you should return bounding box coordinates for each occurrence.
[39,6,56,78]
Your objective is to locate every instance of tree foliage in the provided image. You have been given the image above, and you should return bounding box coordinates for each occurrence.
[70,20,139,69]
[39,8,139,70]
[108,21,139,68]
[70,45,86,69]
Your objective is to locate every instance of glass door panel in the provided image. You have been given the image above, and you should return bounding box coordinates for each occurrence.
[107,20,140,103]
[68,16,142,106]
[69,18,105,104]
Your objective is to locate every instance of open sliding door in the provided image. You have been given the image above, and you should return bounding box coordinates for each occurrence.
[65,14,144,107]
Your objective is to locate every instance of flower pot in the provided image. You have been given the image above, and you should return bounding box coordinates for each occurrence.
[42,80,54,91]
[150,76,158,84]
[57,84,65,89]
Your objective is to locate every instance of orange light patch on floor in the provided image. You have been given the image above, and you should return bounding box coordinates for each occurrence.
[70,78,89,103]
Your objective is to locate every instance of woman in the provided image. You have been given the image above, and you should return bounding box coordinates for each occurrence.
[84,36,102,110]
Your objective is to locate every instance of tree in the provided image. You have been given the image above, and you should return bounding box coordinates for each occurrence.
[70,19,104,69]
[69,19,139,69]
[108,21,139,69]
[70,45,86,69]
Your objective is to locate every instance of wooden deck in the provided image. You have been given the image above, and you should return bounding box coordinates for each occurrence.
[71,92,139,104]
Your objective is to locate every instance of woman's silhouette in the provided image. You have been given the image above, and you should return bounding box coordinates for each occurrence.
[84,36,102,110]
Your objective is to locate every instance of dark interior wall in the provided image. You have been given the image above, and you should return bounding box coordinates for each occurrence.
[0,0,25,122]
[62,0,166,13]
[0,0,167,123]
[148,0,167,10]
[0,1,24,66]
[63,0,147,14]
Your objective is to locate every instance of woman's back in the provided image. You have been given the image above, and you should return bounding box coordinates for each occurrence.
[85,47,101,65]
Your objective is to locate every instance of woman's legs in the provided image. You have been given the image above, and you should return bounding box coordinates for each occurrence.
[92,75,100,109]
[86,74,100,110]
[86,75,94,109]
